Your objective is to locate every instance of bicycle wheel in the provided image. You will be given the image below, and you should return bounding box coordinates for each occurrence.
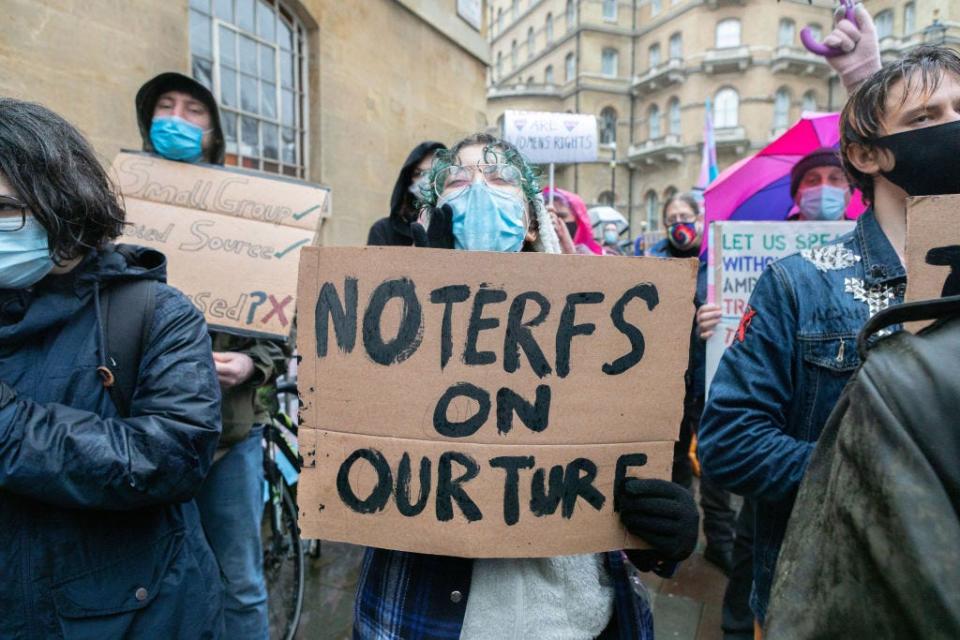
[262,483,306,640]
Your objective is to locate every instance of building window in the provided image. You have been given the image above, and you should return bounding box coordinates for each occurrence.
[598,190,615,206]
[802,90,817,113]
[806,24,823,43]
[773,88,790,130]
[649,43,661,69]
[545,13,554,44]
[603,0,617,21]
[716,18,741,48]
[668,97,681,135]
[190,0,308,177]
[496,51,503,78]
[645,190,660,231]
[714,87,739,128]
[904,2,915,34]
[566,0,576,31]
[527,27,535,59]
[778,19,795,47]
[664,186,677,201]
[565,52,576,82]
[512,0,519,21]
[875,10,893,39]
[600,107,618,144]
[602,48,619,77]
[651,0,662,16]
[497,8,504,34]
[545,65,555,84]
[511,40,518,68]
[669,32,682,59]
[648,104,662,139]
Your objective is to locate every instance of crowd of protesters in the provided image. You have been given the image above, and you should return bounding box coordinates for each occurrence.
[1,1,959,638]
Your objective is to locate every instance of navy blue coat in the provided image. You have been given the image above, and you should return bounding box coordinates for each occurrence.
[0,245,224,638]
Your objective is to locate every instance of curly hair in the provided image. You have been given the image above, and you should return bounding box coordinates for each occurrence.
[0,99,125,263]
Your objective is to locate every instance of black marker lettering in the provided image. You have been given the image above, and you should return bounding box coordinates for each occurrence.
[463,286,508,366]
[430,285,471,369]
[315,278,358,356]
[436,452,482,522]
[489,456,535,525]
[362,278,424,365]
[495,385,551,435]
[562,458,605,518]
[503,291,552,378]
[555,292,604,378]
[395,452,431,517]
[613,453,648,512]
[529,464,565,517]
[602,283,659,375]
[433,382,491,438]
[336,448,392,514]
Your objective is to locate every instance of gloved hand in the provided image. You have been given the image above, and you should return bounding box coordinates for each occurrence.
[410,204,454,249]
[618,478,699,564]
[823,4,881,93]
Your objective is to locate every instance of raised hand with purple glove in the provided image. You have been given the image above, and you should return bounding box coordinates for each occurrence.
[819,3,882,92]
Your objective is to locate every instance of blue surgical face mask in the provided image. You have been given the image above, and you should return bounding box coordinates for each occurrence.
[442,181,526,253]
[798,185,847,221]
[150,116,206,163]
[0,216,54,289]
[603,230,619,245]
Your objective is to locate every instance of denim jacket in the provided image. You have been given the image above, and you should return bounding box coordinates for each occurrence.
[699,209,905,622]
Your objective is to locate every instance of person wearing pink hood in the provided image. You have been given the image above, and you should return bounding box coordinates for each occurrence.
[543,187,603,255]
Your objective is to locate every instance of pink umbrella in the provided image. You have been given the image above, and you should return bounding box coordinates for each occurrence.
[702,112,867,255]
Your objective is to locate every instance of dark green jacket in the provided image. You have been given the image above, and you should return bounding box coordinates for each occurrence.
[211,331,287,448]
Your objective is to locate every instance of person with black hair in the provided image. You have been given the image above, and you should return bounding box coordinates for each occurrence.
[0,98,224,637]
[367,141,447,246]
[135,72,287,639]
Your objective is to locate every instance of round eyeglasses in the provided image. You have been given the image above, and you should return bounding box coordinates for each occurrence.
[433,163,523,199]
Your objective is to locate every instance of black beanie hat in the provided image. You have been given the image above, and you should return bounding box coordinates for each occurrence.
[790,147,843,199]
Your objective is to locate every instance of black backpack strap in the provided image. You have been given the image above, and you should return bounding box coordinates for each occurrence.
[857,294,960,360]
[100,279,157,417]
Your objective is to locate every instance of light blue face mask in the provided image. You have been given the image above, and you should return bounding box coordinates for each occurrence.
[150,116,205,163]
[799,185,847,221]
[0,216,54,289]
[443,181,526,253]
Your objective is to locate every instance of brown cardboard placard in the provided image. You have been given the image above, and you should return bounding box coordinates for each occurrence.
[905,195,960,306]
[296,246,698,557]
[111,151,330,339]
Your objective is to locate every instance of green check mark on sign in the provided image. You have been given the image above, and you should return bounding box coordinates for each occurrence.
[275,238,310,259]
[293,204,321,221]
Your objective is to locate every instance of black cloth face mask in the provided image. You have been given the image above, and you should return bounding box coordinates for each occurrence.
[565,221,578,238]
[872,119,960,196]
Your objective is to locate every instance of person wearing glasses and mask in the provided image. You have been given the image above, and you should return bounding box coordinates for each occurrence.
[368,141,447,246]
[0,99,224,637]
[352,133,701,640]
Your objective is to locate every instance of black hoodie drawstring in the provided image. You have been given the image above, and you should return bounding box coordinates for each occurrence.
[92,281,116,389]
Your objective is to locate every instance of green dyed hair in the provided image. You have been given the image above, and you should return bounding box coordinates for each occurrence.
[420,133,542,210]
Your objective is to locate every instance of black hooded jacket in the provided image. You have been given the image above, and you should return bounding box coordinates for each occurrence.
[135,72,226,165]
[367,141,445,246]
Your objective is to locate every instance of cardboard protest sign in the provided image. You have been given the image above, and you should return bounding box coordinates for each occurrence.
[111,151,329,339]
[297,247,698,557]
[905,195,960,303]
[503,110,599,165]
[705,221,854,394]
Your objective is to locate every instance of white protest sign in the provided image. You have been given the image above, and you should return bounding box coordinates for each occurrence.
[503,110,598,165]
[705,221,855,396]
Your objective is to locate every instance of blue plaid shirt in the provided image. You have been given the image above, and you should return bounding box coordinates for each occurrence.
[353,549,655,639]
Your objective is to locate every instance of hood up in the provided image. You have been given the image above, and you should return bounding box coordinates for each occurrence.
[135,72,226,165]
[542,187,603,255]
[390,141,446,224]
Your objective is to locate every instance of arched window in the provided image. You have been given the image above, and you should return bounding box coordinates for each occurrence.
[669,32,682,60]
[189,0,308,177]
[496,51,503,78]
[566,0,576,31]
[714,88,739,128]
[600,107,618,144]
[649,43,661,69]
[663,186,678,202]
[802,90,817,113]
[668,97,681,135]
[497,8,504,34]
[773,88,791,130]
[545,13,554,44]
[903,3,915,34]
[598,190,615,206]
[716,19,741,48]
[511,40,518,68]
[875,10,893,39]
[778,19,795,47]
[645,190,660,231]
[565,52,576,82]
[648,104,662,139]
[603,0,617,21]
[527,27,535,59]
[602,48,619,77]
[545,65,555,84]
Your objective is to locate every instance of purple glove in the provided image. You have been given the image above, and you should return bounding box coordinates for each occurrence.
[823,4,881,93]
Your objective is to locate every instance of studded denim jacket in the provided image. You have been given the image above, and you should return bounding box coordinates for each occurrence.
[698,209,906,623]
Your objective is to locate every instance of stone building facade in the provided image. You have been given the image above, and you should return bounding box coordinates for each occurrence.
[0,0,490,246]
[487,0,960,238]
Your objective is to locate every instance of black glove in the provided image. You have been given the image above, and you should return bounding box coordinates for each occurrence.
[618,478,699,564]
[410,204,454,249]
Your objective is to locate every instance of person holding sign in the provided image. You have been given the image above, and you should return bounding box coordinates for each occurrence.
[353,133,700,640]
[699,45,960,629]
[367,141,447,246]
[135,72,288,639]
[0,99,224,637]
